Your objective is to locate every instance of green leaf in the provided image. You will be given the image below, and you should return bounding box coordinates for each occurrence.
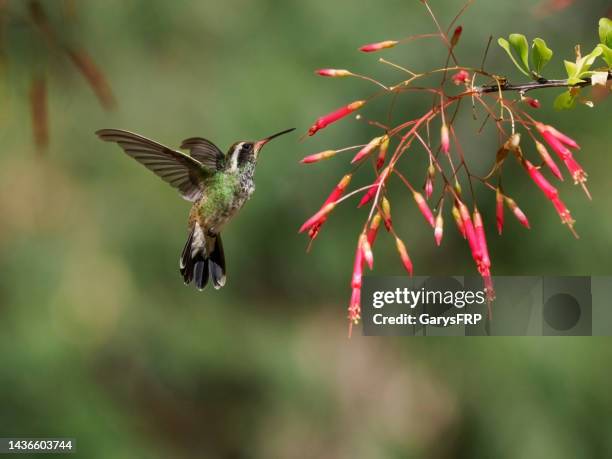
[564,60,578,79]
[564,48,603,84]
[599,18,612,48]
[596,44,612,67]
[497,37,529,76]
[576,47,603,77]
[509,34,530,73]
[532,38,553,75]
[554,90,577,110]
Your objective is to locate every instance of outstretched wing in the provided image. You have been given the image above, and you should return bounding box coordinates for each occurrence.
[180,137,226,171]
[96,129,208,201]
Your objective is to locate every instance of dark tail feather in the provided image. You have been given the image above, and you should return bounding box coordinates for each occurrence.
[193,255,209,290]
[180,227,210,290]
[208,234,226,289]
[180,227,226,290]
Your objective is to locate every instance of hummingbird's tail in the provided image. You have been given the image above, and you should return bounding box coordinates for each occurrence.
[180,225,226,290]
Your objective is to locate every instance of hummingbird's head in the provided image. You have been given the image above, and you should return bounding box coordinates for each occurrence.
[229,128,295,169]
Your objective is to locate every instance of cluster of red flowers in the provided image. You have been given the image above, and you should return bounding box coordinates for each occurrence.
[299,5,593,333]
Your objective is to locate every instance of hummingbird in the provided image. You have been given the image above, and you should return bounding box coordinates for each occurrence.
[96,127,295,290]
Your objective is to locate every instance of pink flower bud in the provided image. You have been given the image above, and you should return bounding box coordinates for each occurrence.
[359,40,398,53]
[315,68,351,77]
[425,164,435,199]
[375,135,389,170]
[523,97,541,109]
[441,124,450,154]
[434,209,444,246]
[451,70,470,85]
[301,149,337,164]
[351,136,382,163]
[413,191,435,227]
[357,167,389,208]
[308,100,366,136]
[424,177,433,200]
[299,202,336,233]
[496,187,504,235]
[360,234,374,270]
[523,160,558,200]
[394,236,413,276]
[505,197,530,229]
[535,141,563,180]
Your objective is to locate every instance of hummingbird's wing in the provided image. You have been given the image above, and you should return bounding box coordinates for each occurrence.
[180,137,226,171]
[96,129,208,201]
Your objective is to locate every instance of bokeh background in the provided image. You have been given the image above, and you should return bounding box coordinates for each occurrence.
[1,0,611,457]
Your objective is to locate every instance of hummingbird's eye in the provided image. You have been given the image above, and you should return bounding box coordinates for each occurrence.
[241,143,251,151]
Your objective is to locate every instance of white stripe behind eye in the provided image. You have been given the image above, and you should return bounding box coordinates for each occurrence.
[229,142,243,171]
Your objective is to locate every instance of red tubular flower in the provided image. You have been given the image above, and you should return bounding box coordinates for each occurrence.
[496,187,504,235]
[367,213,383,246]
[315,68,351,77]
[308,100,366,136]
[307,174,353,240]
[413,191,435,227]
[505,197,530,229]
[473,209,491,273]
[359,40,398,52]
[523,160,558,200]
[523,97,541,109]
[458,202,482,263]
[360,234,374,269]
[299,202,336,233]
[348,287,361,335]
[452,204,466,238]
[536,123,579,158]
[545,125,580,149]
[563,155,588,184]
[483,273,495,303]
[535,141,563,180]
[381,197,392,231]
[394,236,413,276]
[351,136,382,163]
[540,130,571,159]
[451,70,470,85]
[375,135,389,170]
[351,243,364,289]
[451,25,463,47]
[348,286,361,337]
[441,124,450,154]
[357,167,389,208]
[301,149,337,164]
[551,195,576,229]
[434,209,444,246]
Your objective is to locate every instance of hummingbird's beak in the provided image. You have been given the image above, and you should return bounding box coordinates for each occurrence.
[254,128,296,152]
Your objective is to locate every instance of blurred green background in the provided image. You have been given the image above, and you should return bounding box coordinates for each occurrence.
[0,0,611,457]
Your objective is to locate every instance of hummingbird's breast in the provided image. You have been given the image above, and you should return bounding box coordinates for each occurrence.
[191,170,254,233]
